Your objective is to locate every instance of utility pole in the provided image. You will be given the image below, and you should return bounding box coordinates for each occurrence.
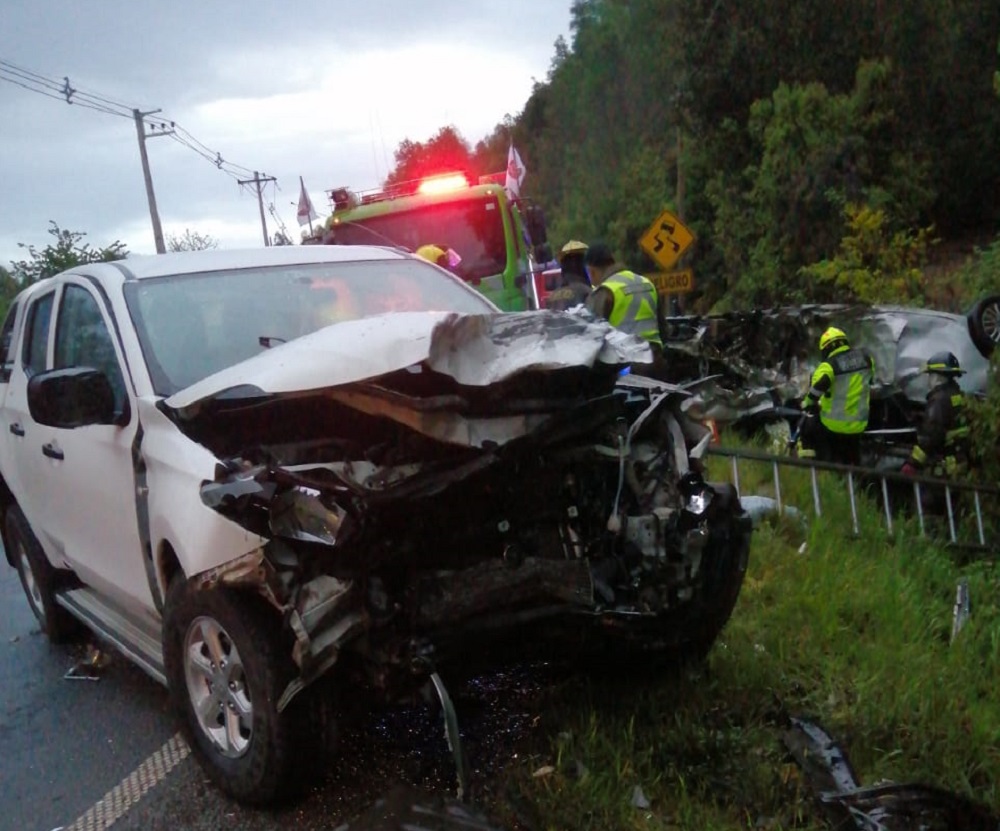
[238,171,276,246]
[133,108,171,254]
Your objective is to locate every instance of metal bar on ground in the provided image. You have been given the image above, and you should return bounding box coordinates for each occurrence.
[731,456,741,498]
[773,460,783,514]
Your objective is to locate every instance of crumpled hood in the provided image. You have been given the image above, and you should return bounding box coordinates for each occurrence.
[165,310,652,412]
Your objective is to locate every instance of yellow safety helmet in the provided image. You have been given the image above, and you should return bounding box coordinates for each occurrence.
[415,244,448,267]
[559,240,588,261]
[819,326,849,353]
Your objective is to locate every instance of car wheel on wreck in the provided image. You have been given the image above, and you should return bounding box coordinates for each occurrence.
[6,505,77,642]
[967,294,1000,357]
[162,579,332,804]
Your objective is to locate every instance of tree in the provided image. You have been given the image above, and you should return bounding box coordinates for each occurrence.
[167,229,218,252]
[383,126,473,191]
[8,222,128,286]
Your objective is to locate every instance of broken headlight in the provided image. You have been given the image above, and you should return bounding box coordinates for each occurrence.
[680,473,714,517]
[269,485,347,546]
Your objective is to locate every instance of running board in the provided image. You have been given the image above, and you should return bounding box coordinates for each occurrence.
[56,588,166,687]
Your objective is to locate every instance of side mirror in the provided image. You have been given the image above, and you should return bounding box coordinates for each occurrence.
[28,367,117,429]
[524,204,548,246]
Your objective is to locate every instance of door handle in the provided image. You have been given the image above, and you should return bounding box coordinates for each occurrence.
[9,423,24,437]
[42,442,64,461]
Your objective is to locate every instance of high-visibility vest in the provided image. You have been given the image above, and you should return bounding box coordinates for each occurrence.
[811,346,872,434]
[601,270,662,346]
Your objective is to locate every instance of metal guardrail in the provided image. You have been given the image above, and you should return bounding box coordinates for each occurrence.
[706,446,1000,552]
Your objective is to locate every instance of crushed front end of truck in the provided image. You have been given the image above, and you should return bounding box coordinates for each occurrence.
[167,312,752,704]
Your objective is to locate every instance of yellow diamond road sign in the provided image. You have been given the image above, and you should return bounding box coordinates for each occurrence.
[639,209,695,271]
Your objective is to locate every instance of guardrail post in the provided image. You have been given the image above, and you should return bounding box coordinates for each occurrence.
[809,467,822,517]
[945,486,957,543]
[973,491,986,547]
[914,482,925,536]
[880,475,894,537]
[847,471,860,537]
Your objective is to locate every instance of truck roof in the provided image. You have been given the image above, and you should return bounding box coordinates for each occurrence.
[324,183,508,229]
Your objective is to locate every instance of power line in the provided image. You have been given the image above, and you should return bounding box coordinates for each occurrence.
[0,57,274,188]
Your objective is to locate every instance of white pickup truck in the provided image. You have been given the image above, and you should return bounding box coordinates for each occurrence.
[0,245,750,804]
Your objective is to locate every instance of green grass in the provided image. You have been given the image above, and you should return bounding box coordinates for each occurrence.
[490,454,1000,830]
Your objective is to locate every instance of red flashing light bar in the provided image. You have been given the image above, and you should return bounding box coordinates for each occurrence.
[416,173,471,195]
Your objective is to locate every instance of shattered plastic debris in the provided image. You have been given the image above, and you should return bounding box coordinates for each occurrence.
[631,784,651,809]
[739,495,805,528]
[64,645,110,681]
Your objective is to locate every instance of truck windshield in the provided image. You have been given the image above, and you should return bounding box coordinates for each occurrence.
[124,258,495,395]
[329,196,508,283]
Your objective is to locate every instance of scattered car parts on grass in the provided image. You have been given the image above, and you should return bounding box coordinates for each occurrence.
[783,716,998,830]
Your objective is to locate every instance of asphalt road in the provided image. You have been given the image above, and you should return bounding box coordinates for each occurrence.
[0,562,554,831]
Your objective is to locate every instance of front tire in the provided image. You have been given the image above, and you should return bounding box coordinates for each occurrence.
[6,505,77,642]
[162,580,327,804]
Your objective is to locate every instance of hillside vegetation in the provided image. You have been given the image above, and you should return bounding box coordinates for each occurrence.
[501,0,1000,311]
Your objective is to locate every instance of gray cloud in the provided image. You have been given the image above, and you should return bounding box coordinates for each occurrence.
[1,0,569,263]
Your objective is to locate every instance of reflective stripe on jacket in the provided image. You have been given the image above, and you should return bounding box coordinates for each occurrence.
[809,346,873,435]
[601,270,662,346]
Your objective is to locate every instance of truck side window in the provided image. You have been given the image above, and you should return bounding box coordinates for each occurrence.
[54,284,127,414]
[0,300,19,383]
[22,292,55,377]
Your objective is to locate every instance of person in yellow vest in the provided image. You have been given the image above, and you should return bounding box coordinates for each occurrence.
[582,242,663,348]
[797,326,875,464]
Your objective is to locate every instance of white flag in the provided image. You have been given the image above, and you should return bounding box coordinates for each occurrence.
[505,144,527,198]
[297,176,318,226]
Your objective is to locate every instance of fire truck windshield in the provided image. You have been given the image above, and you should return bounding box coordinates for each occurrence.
[329,195,508,283]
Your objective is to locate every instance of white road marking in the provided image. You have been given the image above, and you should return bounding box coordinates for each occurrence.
[63,733,191,830]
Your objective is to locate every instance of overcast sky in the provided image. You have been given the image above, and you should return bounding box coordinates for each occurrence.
[0,1,571,265]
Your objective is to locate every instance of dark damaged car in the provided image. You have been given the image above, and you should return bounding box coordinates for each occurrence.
[660,298,999,461]
[0,247,751,803]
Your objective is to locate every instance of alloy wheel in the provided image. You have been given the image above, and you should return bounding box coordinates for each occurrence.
[183,615,253,758]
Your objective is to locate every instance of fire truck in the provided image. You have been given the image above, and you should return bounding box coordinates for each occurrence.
[313,172,549,311]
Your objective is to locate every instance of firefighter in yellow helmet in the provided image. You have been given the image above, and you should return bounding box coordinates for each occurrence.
[798,326,875,464]
[415,244,449,268]
[582,242,662,348]
[544,240,592,311]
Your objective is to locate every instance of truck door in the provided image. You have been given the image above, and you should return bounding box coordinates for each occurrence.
[23,280,152,613]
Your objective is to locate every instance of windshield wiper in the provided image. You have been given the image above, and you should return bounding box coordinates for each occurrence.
[327,220,411,254]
